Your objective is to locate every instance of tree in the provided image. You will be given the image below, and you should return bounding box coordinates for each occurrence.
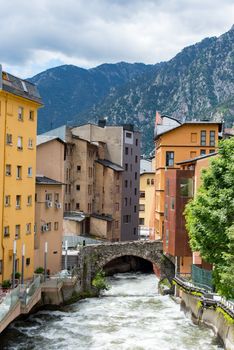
[185,137,234,297]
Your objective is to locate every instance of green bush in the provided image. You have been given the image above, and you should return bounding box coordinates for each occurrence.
[15,272,21,279]
[92,270,109,292]
[34,267,44,274]
[2,280,11,289]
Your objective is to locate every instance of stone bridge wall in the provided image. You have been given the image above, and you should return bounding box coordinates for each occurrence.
[72,240,175,291]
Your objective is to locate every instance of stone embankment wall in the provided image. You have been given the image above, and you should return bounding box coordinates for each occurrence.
[181,291,234,350]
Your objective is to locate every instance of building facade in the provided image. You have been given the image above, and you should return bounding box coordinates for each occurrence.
[0,67,42,283]
[42,121,141,241]
[153,112,222,240]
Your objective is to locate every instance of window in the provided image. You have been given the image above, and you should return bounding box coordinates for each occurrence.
[88,167,93,178]
[18,107,24,121]
[151,179,154,185]
[76,184,80,191]
[6,164,11,176]
[135,172,137,180]
[134,188,137,195]
[15,225,20,239]
[166,178,170,195]
[210,131,215,146]
[165,229,169,247]
[123,215,131,223]
[26,258,30,266]
[147,178,150,185]
[191,133,197,143]
[27,195,32,206]
[26,223,31,234]
[29,110,34,121]
[135,155,138,163]
[125,163,128,171]
[200,149,206,156]
[125,180,128,188]
[6,134,12,145]
[165,203,168,220]
[47,222,52,231]
[171,197,175,210]
[68,185,71,193]
[133,228,137,235]
[136,139,138,146]
[139,204,145,211]
[77,165,81,172]
[5,195,11,207]
[17,136,23,150]
[125,147,129,155]
[124,197,128,206]
[209,149,215,154]
[166,151,174,167]
[76,203,80,210]
[180,178,193,197]
[201,130,206,146]
[28,166,32,177]
[126,132,132,138]
[54,193,59,202]
[139,218,144,225]
[45,193,52,201]
[4,226,10,237]
[54,222,59,230]
[140,191,145,198]
[88,185,92,195]
[115,203,119,211]
[88,203,92,212]
[28,138,33,149]
[134,205,137,213]
[16,195,21,209]
[16,166,22,179]
[114,221,119,229]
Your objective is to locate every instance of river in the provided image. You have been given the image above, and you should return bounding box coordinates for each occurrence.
[0,273,223,350]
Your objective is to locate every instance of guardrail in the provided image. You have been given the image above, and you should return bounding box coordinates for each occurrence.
[0,286,20,322]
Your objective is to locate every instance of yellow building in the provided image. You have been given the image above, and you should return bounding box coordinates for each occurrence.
[0,67,42,283]
[139,159,155,239]
[153,112,222,239]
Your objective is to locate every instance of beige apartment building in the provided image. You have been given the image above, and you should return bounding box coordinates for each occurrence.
[35,136,65,273]
[42,121,140,241]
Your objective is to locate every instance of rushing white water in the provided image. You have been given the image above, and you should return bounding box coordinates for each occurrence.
[1,273,223,350]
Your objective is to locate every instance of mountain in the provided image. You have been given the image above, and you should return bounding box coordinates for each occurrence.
[31,25,234,154]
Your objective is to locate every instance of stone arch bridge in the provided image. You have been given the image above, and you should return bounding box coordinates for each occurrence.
[72,240,175,290]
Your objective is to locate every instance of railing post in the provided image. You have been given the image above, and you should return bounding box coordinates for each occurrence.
[12,240,17,289]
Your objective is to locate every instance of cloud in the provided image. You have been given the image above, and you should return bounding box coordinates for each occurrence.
[1,0,233,77]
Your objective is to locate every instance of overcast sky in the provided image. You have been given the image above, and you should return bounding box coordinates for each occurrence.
[1,0,234,78]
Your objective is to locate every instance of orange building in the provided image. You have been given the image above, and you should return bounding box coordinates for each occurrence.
[153,112,222,240]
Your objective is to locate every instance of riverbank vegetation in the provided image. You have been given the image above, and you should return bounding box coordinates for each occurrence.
[185,138,234,298]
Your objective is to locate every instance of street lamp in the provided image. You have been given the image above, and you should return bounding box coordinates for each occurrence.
[44,241,48,282]
[21,244,25,285]
[65,240,68,271]
[12,240,17,288]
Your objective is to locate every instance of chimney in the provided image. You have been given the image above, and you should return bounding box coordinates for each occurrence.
[155,111,162,125]
[98,119,107,128]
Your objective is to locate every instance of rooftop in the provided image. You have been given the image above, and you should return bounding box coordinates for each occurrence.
[91,213,113,222]
[176,152,218,165]
[37,135,65,146]
[96,159,123,172]
[36,176,64,185]
[0,67,42,105]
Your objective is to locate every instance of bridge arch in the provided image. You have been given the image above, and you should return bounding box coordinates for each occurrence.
[76,240,175,290]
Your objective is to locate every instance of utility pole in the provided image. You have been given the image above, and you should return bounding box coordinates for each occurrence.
[21,244,25,285]
[12,240,16,288]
